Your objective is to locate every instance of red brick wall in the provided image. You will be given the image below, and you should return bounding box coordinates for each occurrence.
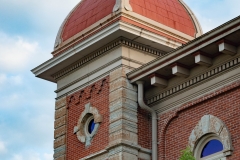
[138,108,151,150]
[158,82,240,160]
[66,77,109,160]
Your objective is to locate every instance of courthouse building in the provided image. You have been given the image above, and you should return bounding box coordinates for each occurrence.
[32,0,240,159]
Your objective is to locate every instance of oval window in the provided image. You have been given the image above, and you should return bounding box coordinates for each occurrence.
[201,139,223,157]
[88,119,95,134]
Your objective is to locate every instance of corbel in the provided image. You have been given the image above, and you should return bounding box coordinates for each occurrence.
[193,51,212,67]
[113,0,133,12]
[218,39,237,56]
[149,74,168,87]
[171,63,189,78]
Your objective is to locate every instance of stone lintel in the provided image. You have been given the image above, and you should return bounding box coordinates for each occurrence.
[108,145,138,160]
[110,108,137,124]
[54,135,66,149]
[109,119,137,134]
[54,116,67,129]
[109,130,138,144]
[109,67,132,82]
[54,125,66,139]
[80,149,108,160]
[55,106,67,119]
[110,77,137,92]
[110,98,138,113]
[109,88,137,103]
[54,155,65,160]
[55,97,67,110]
[54,145,66,158]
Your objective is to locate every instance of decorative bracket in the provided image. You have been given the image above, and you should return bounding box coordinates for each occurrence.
[171,63,189,78]
[113,0,133,12]
[218,39,237,56]
[150,74,168,87]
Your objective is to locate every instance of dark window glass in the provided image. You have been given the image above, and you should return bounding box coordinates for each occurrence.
[201,139,223,157]
[88,119,95,134]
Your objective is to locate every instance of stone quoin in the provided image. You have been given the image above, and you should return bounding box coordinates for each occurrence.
[32,0,240,159]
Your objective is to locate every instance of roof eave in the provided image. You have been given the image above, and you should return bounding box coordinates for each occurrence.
[127,16,240,83]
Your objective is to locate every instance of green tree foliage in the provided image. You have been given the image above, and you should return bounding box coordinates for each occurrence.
[179,147,195,160]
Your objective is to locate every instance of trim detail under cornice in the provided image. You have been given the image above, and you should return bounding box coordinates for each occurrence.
[147,55,240,105]
[52,37,165,80]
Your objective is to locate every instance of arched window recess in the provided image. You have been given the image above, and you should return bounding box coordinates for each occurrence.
[189,115,233,160]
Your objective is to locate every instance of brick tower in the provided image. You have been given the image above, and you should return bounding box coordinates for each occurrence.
[33,0,240,160]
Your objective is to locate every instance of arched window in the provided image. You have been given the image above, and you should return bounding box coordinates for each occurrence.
[188,115,233,160]
[201,139,223,158]
[194,134,225,160]
[88,119,96,134]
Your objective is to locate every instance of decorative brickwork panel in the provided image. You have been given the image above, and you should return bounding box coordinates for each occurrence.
[66,77,109,160]
[158,84,240,160]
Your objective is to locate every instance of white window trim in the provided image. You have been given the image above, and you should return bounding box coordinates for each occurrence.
[73,103,103,147]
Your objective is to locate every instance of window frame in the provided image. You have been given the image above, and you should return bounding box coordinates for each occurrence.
[194,134,226,160]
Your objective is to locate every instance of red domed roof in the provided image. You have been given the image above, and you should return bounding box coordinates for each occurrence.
[130,0,196,36]
[61,0,115,42]
[55,0,202,51]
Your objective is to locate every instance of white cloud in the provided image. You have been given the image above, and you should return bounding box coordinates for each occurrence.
[0,93,21,109]
[0,0,80,35]
[43,153,52,160]
[0,74,22,85]
[0,32,38,72]
[0,74,7,86]
[11,152,52,160]
[9,75,22,85]
[0,141,7,154]
[11,155,23,160]
[184,0,240,33]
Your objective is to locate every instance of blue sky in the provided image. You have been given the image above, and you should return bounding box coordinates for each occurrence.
[0,0,239,160]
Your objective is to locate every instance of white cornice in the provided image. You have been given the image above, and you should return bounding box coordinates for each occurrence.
[31,22,120,82]
[52,38,165,80]
[32,21,181,82]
